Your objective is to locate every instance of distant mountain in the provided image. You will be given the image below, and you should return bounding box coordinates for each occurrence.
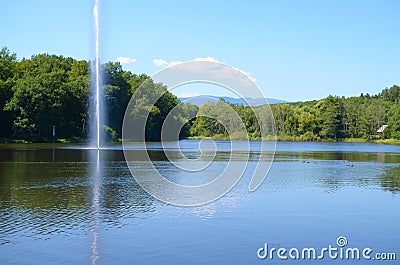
[178,96,287,106]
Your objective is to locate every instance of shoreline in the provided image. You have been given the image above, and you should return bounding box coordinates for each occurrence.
[1,137,399,146]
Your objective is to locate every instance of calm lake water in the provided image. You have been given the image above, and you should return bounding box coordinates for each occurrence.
[0,141,399,264]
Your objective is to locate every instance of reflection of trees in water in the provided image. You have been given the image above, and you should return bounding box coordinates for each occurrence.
[0,148,154,244]
[0,160,89,244]
[99,162,155,224]
[271,152,400,194]
[275,151,400,163]
[380,166,400,194]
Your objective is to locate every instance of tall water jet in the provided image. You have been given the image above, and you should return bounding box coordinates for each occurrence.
[91,0,103,149]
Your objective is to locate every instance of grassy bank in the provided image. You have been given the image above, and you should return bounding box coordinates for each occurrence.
[374,139,400,145]
[189,135,400,145]
[0,137,87,144]
[2,136,400,146]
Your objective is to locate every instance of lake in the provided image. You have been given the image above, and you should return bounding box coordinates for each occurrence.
[0,141,399,264]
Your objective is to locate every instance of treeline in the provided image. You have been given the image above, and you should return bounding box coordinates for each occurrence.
[191,87,400,141]
[0,47,399,142]
[270,91,400,141]
[0,47,195,142]
[190,85,400,141]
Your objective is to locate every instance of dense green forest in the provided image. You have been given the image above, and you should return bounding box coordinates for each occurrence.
[0,47,399,143]
[0,47,192,142]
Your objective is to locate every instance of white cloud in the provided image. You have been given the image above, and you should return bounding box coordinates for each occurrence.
[154,57,220,68]
[194,56,220,63]
[196,57,256,82]
[153,59,169,67]
[153,59,183,67]
[152,56,257,84]
[234,67,257,83]
[168,61,184,67]
[116,56,136,65]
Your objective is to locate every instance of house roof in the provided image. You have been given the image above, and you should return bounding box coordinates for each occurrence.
[377,125,388,133]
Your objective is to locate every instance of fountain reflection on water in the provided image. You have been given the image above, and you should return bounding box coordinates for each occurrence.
[90,149,101,265]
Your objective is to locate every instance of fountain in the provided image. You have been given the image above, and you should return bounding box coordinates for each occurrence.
[91,0,103,149]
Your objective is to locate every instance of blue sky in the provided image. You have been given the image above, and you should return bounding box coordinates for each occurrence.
[1,0,400,101]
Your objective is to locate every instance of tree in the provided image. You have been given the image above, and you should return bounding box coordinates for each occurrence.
[365,99,387,136]
[320,96,344,140]
[0,47,17,137]
[343,97,367,138]
[5,54,78,140]
[381,85,400,103]
[124,78,183,141]
[102,62,131,137]
[388,104,400,139]
[297,107,317,140]
[64,60,89,137]
[271,104,293,139]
